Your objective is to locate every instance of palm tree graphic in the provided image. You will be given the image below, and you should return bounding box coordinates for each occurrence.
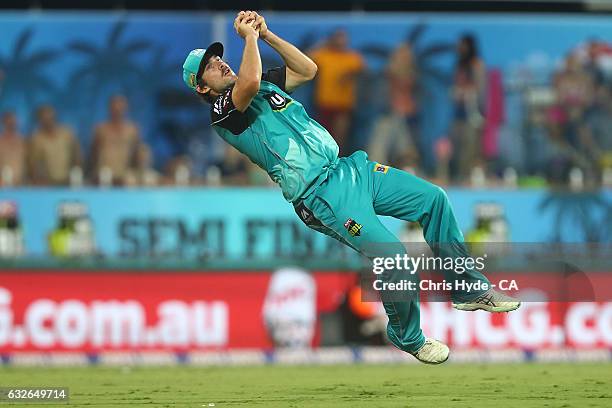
[539,192,612,242]
[359,21,456,98]
[60,20,153,140]
[143,46,178,94]
[0,28,58,114]
[68,20,151,97]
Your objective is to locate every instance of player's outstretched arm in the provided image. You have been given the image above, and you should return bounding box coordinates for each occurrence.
[232,12,262,112]
[254,13,318,92]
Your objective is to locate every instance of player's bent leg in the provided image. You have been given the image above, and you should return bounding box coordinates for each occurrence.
[370,164,514,307]
[295,195,442,362]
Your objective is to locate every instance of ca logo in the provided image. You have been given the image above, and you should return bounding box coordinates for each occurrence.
[265,91,291,111]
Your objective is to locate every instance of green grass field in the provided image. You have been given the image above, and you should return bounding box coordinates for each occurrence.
[0,363,611,407]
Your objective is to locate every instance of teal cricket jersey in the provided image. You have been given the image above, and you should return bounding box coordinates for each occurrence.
[210,66,339,202]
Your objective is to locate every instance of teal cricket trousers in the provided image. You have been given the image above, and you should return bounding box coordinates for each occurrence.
[295,150,490,353]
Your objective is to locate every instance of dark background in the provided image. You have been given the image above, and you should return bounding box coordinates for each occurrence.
[1,0,609,13]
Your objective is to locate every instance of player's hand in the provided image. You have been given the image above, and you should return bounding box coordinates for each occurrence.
[234,11,259,39]
[235,10,256,25]
[252,13,269,40]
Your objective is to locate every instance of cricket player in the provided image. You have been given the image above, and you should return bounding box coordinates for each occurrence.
[182,11,520,364]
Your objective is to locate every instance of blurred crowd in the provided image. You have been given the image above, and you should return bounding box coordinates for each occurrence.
[363,32,612,189]
[524,41,612,188]
[0,31,611,189]
[0,95,162,187]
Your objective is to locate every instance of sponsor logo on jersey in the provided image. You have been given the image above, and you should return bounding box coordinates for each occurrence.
[373,163,389,174]
[264,91,292,111]
[344,218,362,237]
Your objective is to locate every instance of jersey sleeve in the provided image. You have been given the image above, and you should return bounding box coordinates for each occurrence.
[261,66,287,93]
[210,87,249,135]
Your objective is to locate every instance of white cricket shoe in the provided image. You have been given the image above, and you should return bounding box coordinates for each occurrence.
[453,289,521,313]
[410,338,450,365]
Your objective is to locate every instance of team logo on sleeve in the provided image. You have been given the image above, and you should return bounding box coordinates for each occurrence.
[264,91,292,111]
[373,163,389,174]
[344,218,362,237]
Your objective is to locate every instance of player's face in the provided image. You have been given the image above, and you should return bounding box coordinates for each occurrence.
[200,56,237,94]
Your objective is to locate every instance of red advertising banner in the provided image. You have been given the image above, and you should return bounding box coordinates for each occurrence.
[0,271,611,352]
[0,271,355,352]
[420,302,612,349]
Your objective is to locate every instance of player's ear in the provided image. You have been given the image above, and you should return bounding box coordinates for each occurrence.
[196,84,211,95]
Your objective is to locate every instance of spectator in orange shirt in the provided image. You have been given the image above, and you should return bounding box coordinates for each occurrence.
[310,29,364,155]
[89,95,142,185]
[0,111,26,186]
[28,105,82,186]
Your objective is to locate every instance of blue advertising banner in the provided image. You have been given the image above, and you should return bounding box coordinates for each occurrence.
[0,188,609,259]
